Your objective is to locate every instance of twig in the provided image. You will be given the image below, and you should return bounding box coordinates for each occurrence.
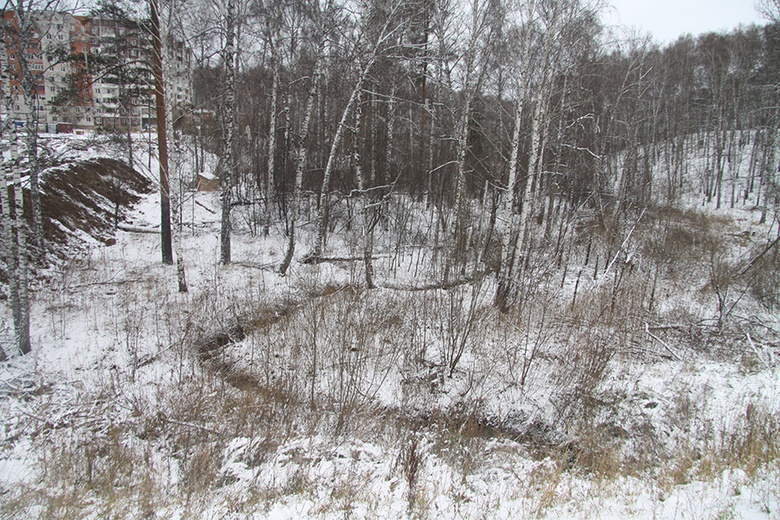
[378,272,489,292]
[161,416,219,436]
[604,208,646,278]
[740,234,780,275]
[744,331,769,369]
[0,379,23,392]
[646,324,687,331]
[300,255,388,265]
[645,322,683,361]
[117,224,159,234]
[232,260,279,271]
[70,278,143,289]
[195,199,216,214]
[18,409,54,426]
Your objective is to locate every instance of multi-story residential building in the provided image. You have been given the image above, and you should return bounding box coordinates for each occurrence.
[0,10,192,132]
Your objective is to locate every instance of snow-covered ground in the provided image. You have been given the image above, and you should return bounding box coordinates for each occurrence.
[1,133,778,518]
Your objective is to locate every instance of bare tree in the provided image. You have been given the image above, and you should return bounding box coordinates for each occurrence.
[279,45,323,275]
[163,0,188,291]
[351,89,378,287]
[757,0,780,23]
[494,0,601,309]
[446,0,501,279]
[264,48,280,237]
[218,0,237,264]
[150,0,174,264]
[0,138,31,355]
[0,0,62,259]
[306,0,408,261]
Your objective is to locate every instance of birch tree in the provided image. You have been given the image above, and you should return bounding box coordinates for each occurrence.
[351,89,379,287]
[162,0,188,291]
[264,47,280,237]
[306,0,408,261]
[279,46,323,275]
[218,0,237,264]
[446,0,501,277]
[494,0,601,309]
[0,1,60,259]
[0,139,31,355]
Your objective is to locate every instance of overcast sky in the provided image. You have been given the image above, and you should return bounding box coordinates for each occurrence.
[604,0,767,44]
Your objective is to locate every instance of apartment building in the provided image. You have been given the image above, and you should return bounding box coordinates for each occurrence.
[1,10,192,132]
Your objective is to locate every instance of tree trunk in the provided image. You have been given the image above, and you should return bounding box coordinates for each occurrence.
[23,116,43,258]
[1,141,31,355]
[495,100,524,310]
[515,97,545,285]
[352,90,375,288]
[168,131,189,293]
[151,0,174,265]
[279,51,322,275]
[12,7,44,259]
[164,56,188,293]
[264,52,280,237]
[309,55,378,261]
[220,0,237,265]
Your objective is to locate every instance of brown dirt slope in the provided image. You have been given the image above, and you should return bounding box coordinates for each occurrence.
[36,158,153,253]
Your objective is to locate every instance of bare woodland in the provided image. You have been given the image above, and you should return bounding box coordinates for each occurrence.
[1,0,780,516]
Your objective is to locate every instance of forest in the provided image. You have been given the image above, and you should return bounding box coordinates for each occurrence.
[177,0,780,310]
[0,0,779,517]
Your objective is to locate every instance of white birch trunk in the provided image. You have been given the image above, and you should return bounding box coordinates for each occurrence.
[514,97,545,283]
[495,100,524,309]
[264,53,280,237]
[352,90,375,288]
[309,55,378,260]
[12,8,44,258]
[220,0,237,264]
[2,140,31,355]
[0,151,15,359]
[279,51,322,275]
[452,91,473,234]
[168,131,188,293]
[161,5,188,292]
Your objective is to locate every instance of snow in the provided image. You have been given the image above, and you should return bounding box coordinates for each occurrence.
[0,132,779,518]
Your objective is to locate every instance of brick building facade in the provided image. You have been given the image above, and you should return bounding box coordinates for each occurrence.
[1,10,192,132]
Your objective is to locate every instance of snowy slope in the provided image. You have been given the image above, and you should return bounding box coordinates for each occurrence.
[0,132,778,518]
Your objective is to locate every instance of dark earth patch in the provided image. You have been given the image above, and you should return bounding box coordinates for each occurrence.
[2,158,152,285]
[36,158,153,252]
